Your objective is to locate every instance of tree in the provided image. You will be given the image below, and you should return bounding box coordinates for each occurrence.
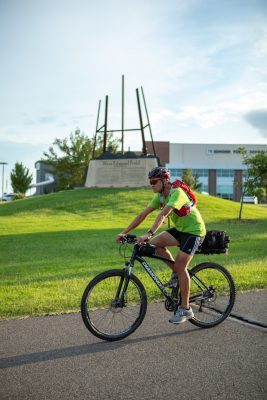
[193,174,202,192]
[42,129,120,190]
[238,148,267,220]
[182,168,202,191]
[10,162,33,196]
[182,169,195,188]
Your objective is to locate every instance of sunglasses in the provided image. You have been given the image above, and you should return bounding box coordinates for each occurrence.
[150,179,160,185]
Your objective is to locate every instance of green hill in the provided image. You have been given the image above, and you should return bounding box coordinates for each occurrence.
[0,188,266,319]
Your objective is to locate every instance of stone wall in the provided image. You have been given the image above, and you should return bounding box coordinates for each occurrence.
[85,158,158,187]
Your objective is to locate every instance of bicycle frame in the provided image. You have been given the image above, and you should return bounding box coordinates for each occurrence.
[121,243,214,308]
[122,243,176,306]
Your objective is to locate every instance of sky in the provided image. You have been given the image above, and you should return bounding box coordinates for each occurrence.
[0,0,267,192]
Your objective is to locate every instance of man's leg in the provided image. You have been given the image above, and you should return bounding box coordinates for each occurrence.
[173,250,193,308]
[150,231,179,270]
[168,250,195,324]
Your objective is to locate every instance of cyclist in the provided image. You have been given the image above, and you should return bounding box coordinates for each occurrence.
[116,166,206,324]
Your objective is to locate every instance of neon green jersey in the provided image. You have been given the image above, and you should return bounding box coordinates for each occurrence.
[149,187,206,236]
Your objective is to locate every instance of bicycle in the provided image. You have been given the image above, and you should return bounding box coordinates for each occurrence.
[81,234,236,341]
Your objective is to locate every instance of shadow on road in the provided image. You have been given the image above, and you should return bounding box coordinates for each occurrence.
[0,327,198,369]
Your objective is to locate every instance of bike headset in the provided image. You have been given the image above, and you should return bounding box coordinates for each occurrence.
[148,167,171,194]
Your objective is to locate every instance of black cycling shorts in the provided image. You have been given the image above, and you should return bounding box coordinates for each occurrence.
[167,228,205,255]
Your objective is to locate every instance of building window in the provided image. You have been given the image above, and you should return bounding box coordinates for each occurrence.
[192,169,208,177]
[217,185,233,200]
[170,169,183,178]
[200,184,209,192]
[216,169,234,177]
[170,168,209,178]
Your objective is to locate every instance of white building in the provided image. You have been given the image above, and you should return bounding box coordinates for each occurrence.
[145,142,267,201]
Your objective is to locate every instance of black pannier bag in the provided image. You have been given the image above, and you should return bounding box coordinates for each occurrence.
[196,231,230,255]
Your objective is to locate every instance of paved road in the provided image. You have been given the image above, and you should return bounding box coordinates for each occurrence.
[0,291,266,400]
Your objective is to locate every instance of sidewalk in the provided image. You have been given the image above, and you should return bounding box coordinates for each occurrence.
[0,291,266,400]
[232,290,267,324]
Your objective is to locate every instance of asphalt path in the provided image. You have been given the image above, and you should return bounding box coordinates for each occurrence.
[0,291,266,400]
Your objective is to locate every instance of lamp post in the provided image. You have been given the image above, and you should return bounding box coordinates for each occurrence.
[0,162,8,201]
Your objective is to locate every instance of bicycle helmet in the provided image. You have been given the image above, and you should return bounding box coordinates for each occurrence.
[148,166,170,193]
[148,166,170,180]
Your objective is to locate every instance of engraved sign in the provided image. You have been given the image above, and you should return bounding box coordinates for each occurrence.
[85,158,158,187]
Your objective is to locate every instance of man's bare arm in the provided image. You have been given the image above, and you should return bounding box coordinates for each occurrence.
[137,205,173,244]
[116,206,155,242]
[149,206,173,235]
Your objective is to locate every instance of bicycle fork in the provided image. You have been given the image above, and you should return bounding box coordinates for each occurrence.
[112,263,132,308]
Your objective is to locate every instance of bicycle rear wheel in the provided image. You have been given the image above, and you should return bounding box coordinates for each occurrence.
[81,269,147,341]
[189,262,236,328]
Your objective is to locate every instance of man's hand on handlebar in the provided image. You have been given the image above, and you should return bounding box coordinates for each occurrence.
[116,233,152,245]
[116,233,127,243]
[137,234,150,245]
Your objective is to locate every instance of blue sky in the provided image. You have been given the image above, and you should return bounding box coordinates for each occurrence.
[0,0,267,191]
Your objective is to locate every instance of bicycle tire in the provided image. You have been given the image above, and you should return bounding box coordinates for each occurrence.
[189,262,236,328]
[81,269,147,341]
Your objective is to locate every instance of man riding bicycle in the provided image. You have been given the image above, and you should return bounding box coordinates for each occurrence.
[116,166,206,324]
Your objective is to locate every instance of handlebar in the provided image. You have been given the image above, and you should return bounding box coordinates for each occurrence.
[119,234,157,258]
[119,234,137,244]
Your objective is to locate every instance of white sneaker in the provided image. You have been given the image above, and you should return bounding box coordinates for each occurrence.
[169,306,194,324]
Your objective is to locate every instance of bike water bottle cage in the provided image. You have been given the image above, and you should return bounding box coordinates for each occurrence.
[171,179,197,217]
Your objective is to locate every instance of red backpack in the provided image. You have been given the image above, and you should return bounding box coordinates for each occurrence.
[171,179,197,217]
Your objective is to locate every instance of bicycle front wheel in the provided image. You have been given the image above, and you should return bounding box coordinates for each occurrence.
[81,269,147,341]
[189,262,236,328]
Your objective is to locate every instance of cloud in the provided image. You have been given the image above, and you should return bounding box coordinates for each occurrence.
[151,90,267,131]
[244,109,267,136]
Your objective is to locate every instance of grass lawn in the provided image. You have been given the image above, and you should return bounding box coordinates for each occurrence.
[0,188,266,319]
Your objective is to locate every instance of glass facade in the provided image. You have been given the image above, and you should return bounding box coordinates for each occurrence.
[216,170,234,199]
[216,169,234,177]
[216,185,234,200]
[169,168,237,200]
[170,168,209,178]
[192,169,208,177]
[169,168,183,178]
[201,184,209,192]
[169,169,209,193]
